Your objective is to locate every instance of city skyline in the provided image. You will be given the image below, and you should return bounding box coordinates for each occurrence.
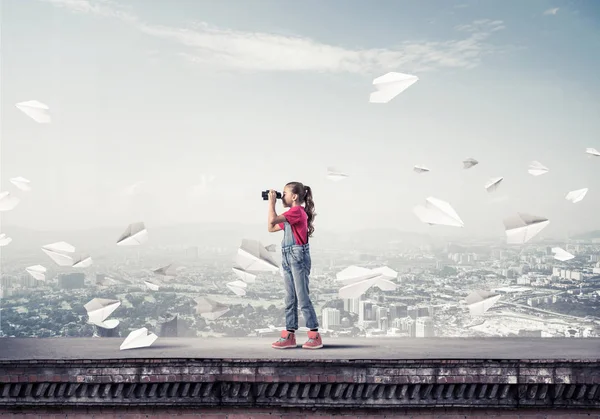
[2,0,600,242]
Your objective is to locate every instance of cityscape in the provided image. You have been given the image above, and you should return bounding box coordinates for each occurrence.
[1,223,599,341]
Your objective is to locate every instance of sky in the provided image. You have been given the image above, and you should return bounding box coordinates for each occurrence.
[1,0,600,240]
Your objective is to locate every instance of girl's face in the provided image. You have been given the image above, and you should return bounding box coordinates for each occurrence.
[281,186,295,208]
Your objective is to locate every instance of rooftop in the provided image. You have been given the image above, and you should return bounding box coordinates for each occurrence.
[2,337,600,360]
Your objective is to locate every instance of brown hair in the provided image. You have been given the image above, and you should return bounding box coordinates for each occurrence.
[286,181,316,238]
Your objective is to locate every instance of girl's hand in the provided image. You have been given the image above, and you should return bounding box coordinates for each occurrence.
[268,189,277,205]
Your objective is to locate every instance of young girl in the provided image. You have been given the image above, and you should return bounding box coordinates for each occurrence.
[267,182,323,349]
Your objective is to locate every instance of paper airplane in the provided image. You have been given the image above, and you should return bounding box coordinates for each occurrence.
[485,177,503,193]
[232,267,257,284]
[144,280,160,291]
[26,265,46,281]
[585,148,600,157]
[84,298,121,327]
[463,158,478,169]
[96,318,120,330]
[153,263,178,277]
[0,233,12,247]
[503,213,550,244]
[413,165,430,174]
[528,161,549,176]
[41,241,76,267]
[120,327,158,350]
[96,276,127,287]
[0,191,20,212]
[265,244,277,252]
[15,100,51,123]
[237,239,279,272]
[552,247,575,262]
[195,296,230,320]
[413,197,464,227]
[565,188,588,204]
[226,280,248,296]
[10,177,32,191]
[465,290,502,316]
[369,72,419,103]
[72,255,93,268]
[116,222,148,246]
[336,265,398,298]
[327,167,349,182]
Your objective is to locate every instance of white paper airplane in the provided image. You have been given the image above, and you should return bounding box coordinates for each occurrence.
[413,197,464,227]
[195,296,230,320]
[153,263,178,277]
[565,188,588,204]
[485,177,503,193]
[543,7,559,15]
[463,158,478,169]
[25,265,47,281]
[84,298,121,327]
[96,276,126,287]
[265,244,277,252]
[413,165,430,174]
[0,191,20,212]
[72,255,93,268]
[336,265,398,298]
[96,318,120,330]
[144,280,160,291]
[232,267,257,284]
[369,72,419,103]
[552,247,575,262]
[10,177,32,192]
[116,222,148,246]
[465,290,502,316]
[120,327,158,350]
[585,148,600,157]
[41,241,76,267]
[0,233,12,247]
[226,280,248,296]
[503,213,550,244]
[528,161,549,176]
[15,100,51,123]
[237,239,279,273]
[327,167,349,182]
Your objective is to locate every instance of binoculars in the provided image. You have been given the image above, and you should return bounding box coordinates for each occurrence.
[262,190,282,200]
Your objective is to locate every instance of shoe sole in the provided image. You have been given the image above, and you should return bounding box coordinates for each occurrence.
[271,345,297,349]
[302,344,324,349]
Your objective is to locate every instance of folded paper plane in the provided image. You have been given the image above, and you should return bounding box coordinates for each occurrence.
[485,177,503,193]
[327,167,349,182]
[369,72,418,103]
[565,188,588,204]
[195,296,230,320]
[552,247,575,262]
[503,213,549,244]
[120,327,158,350]
[117,222,148,246]
[463,158,478,169]
[0,191,20,212]
[336,265,398,298]
[413,197,464,227]
[465,290,502,316]
[84,298,121,327]
[528,161,549,176]
[10,176,32,191]
[16,100,51,123]
[26,265,47,281]
[413,165,430,174]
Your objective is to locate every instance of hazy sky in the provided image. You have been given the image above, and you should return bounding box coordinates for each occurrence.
[1,0,600,240]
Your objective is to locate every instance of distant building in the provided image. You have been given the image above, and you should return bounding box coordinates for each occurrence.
[322,308,341,330]
[58,273,85,290]
[416,317,435,338]
[159,313,179,337]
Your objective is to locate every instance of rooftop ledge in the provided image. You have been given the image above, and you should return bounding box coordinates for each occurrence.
[1,337,599,411]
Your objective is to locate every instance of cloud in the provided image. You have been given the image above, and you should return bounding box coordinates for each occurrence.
[39,0,506,74]
[543,7,559,15]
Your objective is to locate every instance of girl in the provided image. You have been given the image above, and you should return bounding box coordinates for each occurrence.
[267,182,323,349]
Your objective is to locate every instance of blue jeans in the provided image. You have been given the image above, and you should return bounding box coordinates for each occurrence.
[281,222,319,330]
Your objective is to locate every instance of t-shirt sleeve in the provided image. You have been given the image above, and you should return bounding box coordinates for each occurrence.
[278,223,284,230]
[283,207,303,226]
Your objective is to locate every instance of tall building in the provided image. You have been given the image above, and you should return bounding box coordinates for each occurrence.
[416,317,435,338]
[159,313,179,337]
[344,298,360,315]
[58,273,85,290]
[322,308,341,330]
[359,301,372,324]
[375,306,387,323]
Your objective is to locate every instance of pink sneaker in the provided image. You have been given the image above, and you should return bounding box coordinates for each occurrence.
[302,331,323,349]
[271,330,297,349]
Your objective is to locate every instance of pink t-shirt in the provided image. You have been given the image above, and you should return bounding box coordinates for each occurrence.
[278,206,308,245]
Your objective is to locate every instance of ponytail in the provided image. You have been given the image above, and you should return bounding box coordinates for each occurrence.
[303,185,316,238]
